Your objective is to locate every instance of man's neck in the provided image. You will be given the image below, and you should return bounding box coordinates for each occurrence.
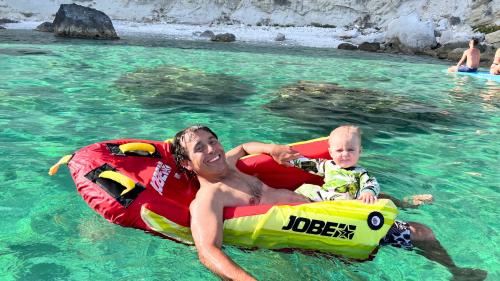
[197,166,233,185]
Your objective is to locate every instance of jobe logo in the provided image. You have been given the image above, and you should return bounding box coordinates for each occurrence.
[282,215,356,240]
[150,161,171,195]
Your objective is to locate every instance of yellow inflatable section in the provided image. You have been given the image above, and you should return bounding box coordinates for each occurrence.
[142,199,397,260]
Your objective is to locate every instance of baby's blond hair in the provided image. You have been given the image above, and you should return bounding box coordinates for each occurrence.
[329,125,362,145]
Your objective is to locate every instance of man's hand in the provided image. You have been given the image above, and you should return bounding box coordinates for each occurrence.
[270,145,301,166]
[358,192,377,204]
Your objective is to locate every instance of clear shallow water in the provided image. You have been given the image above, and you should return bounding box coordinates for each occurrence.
[0,30,498,281]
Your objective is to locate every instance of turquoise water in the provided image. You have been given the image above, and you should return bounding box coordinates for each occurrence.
[0,29,498,280]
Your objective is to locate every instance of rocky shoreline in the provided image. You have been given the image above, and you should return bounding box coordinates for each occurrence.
[1,1,499,67]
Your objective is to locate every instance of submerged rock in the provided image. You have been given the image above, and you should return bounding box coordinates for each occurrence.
[264,80,455,137]
[0,49,52,56]
[35,22,54,32]
[53,3,119,39]
[114,65,254,111]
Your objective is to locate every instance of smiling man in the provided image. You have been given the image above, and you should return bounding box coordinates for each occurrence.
[171,125,309,280]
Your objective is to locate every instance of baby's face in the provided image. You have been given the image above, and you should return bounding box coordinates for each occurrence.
[328,133,361,168]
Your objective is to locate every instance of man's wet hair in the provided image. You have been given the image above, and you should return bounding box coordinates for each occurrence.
[471,38,479,47]
[171,125,218,177]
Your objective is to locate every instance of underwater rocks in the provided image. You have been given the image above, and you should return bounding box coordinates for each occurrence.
[53,4,119,40]
[114,65,254,111]
[264,80,455,137]
[0,48,52,56]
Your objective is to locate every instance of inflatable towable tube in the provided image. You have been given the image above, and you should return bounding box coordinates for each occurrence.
[49,137,397,260]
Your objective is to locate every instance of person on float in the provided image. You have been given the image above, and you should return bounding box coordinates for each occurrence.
[172,125,486,281]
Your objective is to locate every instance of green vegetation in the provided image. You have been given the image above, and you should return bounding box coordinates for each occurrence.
[473,24,500,34]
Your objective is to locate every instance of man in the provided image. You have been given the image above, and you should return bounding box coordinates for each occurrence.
[172,125,486,281]
[448,38,481,73]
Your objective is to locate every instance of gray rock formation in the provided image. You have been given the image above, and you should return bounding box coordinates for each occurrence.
[337,43,358,50]
[0,18,18,24]
[385,14,437,51]
[470,0,500,27]
[275,33,286,41]
[446,48,466,61]
[358,42,380,52]
[485,31,500,47]
[211,33,236,42]
[35,22,53,32]
[53,4,119,39]
[0,26,5,29]
[199,30,215,38]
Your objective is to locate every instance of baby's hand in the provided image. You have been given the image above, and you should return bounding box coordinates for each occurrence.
[358,192,377,204]
[270,145,301,167]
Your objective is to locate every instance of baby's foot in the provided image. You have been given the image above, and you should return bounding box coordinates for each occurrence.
[403,194,433,206]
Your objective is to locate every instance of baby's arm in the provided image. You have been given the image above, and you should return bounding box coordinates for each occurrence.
[290,157,326,176]
[358,170,380,204]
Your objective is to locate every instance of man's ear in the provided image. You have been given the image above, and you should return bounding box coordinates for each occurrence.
[359,146,363,154]
[181,159,193,171]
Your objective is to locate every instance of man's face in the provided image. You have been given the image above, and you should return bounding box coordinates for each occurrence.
[328,132,361,168]
[181,129,227,177]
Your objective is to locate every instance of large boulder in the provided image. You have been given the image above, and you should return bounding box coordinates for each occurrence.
[485,30,500,47]
[385,13,437,51]
[358,42,380,52]
[275,33,286,41]
[337,43,358,50]
[53,4,119,39]
[35,22,54,32]
[199,30,215,38]
[211,33,236,42]
[447,48,466,61]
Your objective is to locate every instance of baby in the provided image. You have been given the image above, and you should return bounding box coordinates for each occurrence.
[295,125,432,206]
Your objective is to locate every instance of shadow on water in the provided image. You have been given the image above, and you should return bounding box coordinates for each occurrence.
[264,80,472,142]
[114,65,255,112]
[0,48,53,56]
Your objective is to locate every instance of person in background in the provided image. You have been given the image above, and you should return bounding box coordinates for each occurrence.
[448,38,481,73]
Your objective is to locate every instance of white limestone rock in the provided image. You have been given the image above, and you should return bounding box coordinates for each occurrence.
[385,13,437,50]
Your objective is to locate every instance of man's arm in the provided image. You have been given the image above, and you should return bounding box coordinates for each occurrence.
[190,192,256,281]
[226,142,301,167]
[456,51,468,66]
